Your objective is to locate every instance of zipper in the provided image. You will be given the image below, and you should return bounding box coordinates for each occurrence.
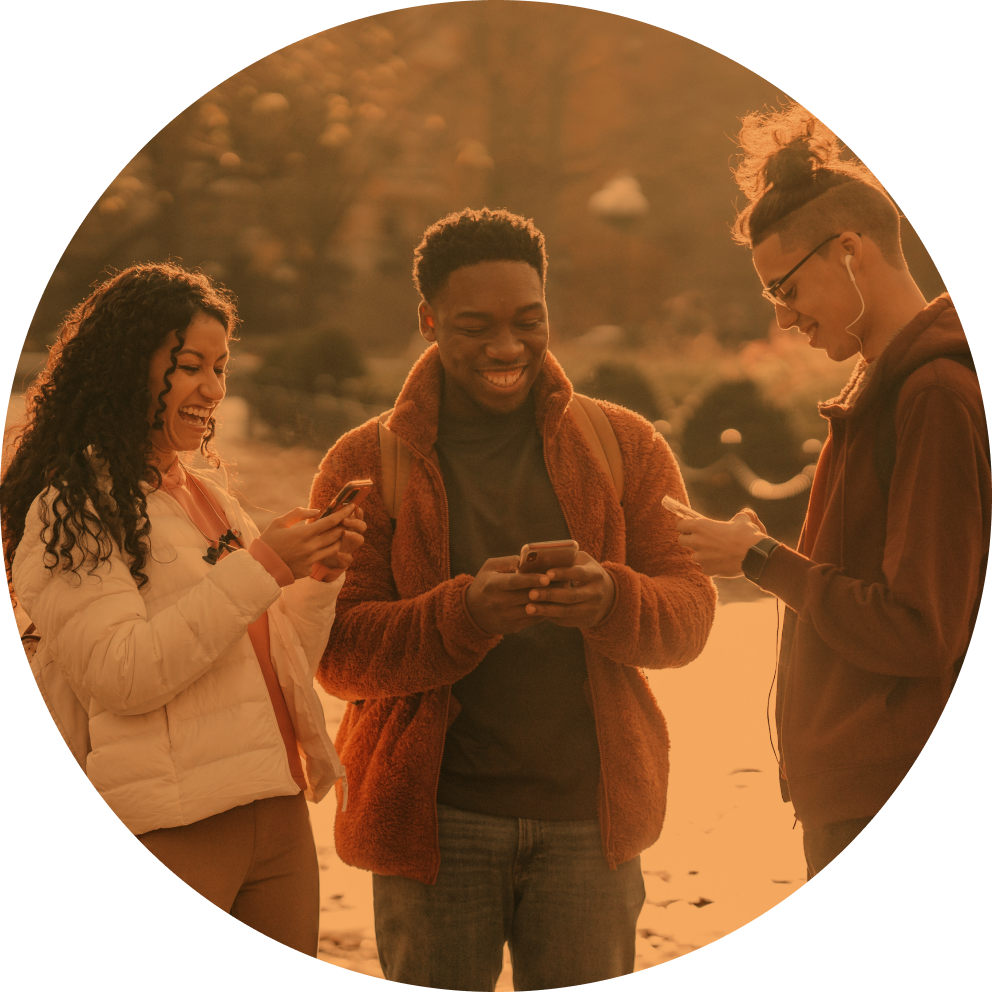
[542,418,613,866]
[418,448,453,885]
[429,686,452,884]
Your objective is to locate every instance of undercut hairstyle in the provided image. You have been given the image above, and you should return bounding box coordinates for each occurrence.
[413,207,547,303]
[1,261,238,594]
[731,104,905,268]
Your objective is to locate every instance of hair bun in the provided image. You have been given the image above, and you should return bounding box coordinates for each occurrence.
[731,103,885,249]
[764,138,818,189]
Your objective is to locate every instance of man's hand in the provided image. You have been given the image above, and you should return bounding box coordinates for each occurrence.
[675,509,768,577]
[523,551,617,629]
[311,506,368,582]
[316,506,367,579]
[465,556,552,635]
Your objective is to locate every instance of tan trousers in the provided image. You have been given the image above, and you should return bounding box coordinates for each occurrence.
[138,792,319,955]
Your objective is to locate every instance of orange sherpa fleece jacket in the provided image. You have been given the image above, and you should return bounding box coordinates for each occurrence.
[311,345,717,884]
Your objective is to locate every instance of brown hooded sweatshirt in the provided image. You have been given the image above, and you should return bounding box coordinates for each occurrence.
[310,346,716,884]
[757,295,990,829]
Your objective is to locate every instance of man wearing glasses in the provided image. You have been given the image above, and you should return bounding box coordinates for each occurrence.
[677,104,990,877]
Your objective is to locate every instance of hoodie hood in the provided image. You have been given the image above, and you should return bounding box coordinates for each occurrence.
[820,294,970,419]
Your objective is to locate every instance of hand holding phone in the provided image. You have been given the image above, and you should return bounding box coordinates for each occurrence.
[521,548,617,629]
[320,479,374,519]
[518,539,579,573]
[662,495,702,520]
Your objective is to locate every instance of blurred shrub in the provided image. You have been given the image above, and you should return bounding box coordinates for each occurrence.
[576,361,661,422]
[680,378,811,541]
[235,326,375,449]
[252,327,366,393]
[681,379,800,477]
[239,383,374,450]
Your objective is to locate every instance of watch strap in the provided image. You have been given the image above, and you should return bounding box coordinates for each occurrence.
[741,537,780,583]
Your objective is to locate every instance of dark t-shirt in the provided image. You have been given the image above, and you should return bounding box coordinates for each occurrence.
[434,396,601,820]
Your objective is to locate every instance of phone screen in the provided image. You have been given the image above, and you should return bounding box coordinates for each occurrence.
[518,540,579,573]
[321,479,373,519]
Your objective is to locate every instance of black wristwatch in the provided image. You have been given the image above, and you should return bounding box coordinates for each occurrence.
[741,537,780,583]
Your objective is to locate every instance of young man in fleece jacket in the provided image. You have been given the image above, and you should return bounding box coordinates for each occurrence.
[310,207,716,990]
[678,104,990,878]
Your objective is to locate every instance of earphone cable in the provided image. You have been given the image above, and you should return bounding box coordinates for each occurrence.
[766,596,781,766]
[843,255,866,349]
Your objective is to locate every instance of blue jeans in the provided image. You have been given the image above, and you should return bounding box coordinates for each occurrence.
[372,804,645,990]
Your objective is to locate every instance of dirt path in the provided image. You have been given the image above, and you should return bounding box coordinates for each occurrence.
[180,410,808,982]
[310,597,805,983]
[7,397,806,982]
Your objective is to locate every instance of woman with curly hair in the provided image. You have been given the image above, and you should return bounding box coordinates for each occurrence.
[2,261,366,954]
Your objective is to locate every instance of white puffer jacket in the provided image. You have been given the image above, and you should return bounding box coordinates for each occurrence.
[13,464,346,835]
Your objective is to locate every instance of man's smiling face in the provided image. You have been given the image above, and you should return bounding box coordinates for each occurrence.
[752,231,865,362]
[419,260,549,417]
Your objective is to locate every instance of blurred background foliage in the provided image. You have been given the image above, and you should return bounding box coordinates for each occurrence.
[19,1,946,542]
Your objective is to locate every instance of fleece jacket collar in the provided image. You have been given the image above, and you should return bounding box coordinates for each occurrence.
[383,344,575,460]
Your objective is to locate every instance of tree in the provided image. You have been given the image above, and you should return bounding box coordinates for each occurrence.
[27,9,459,346]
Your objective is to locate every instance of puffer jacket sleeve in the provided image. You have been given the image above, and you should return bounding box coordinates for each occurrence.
[13,493,284,718]
[271,573,347,679]
[210,481,347,680]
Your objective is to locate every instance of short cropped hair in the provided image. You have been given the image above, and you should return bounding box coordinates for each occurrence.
[731,104,905,268]
[413,208,547,303]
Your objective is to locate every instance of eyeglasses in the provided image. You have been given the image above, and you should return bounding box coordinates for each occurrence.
[760,233,844,306]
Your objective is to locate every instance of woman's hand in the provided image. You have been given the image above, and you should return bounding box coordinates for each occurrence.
[260,505,357,580]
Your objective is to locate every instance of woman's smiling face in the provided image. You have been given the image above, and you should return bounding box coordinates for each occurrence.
[147,312,230,466]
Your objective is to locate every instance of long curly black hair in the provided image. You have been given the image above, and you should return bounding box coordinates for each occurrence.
[1,261,238,593]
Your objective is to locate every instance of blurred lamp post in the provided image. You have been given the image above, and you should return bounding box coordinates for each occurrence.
[588,174,649,328]
[588,174,649,229]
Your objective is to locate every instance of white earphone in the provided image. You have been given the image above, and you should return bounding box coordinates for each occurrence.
[843,254,866,347]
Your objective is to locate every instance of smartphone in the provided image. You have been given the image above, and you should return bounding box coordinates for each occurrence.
[320,479,374,519]
[662,495,702,520]
[518,539,579,573]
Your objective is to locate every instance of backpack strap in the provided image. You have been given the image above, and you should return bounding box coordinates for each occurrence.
[375,393,625,519]
[377,409,411,520]
[874,351,977,497]
[568,393,624,505]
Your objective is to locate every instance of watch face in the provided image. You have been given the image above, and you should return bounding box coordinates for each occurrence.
[742,543,768,582]
[743,539,778,582]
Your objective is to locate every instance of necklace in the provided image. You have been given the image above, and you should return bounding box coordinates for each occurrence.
[202,528,241,565]
[166,461,243,565]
